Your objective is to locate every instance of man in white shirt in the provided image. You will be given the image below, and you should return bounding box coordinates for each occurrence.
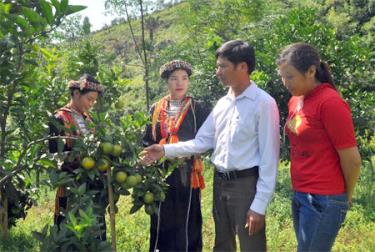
[141,40,280,251]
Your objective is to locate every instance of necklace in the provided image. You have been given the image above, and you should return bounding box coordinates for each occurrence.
[68,104,82,115]
[168,99,184,117]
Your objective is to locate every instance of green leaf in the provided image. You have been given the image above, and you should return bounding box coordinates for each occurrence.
[49,170,58,186]
[67,212,77,226]
[22,7,47,29]
[55,225,68,242]
[32,231,46,242]
[117,187,130,196]
[31,224,49,241]
[37,158,57,169]
[130,203,143,214]
[60,0,68,13]
[38,46,54,60]
[78,183,87,195]
[50,0,60,15]
[13,16,28,30]
[78,208,87,218]
[56,177,74,186]
[41,224,49,236]
[87,170,96,181]
[39,0,53,24]
[0,3,11,14]
[65,5,87,15]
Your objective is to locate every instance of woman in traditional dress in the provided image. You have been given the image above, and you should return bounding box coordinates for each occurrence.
[49,73,107,240]
[143,60,210,252]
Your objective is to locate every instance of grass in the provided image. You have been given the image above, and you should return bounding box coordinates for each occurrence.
[1,162,374,251]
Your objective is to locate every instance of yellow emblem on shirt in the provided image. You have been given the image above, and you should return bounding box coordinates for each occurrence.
[287,114,302,134]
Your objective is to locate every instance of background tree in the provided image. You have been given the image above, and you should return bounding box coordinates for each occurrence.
[105,0,161,110]
[53,14,83,43]
[82,16,91,35]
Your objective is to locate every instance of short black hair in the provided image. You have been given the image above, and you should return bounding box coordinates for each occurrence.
[216,40,256,74]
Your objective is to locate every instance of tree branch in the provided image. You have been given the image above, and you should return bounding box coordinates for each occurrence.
[124,0,145,65]
[140,0,147,65]
[139,0,150,111]
[0,136,78,186]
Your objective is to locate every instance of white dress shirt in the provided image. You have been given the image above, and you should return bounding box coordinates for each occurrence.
[164,81,280,214]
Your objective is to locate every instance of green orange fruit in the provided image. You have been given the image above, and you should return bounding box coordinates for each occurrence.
[81,157,95,170]
[134,173,142,184]
[97,158,111,171]
[143,191,155,204]
[114,99,125,109]
[111,144,122,157]
[101,142,114,155]
[158,191,166,202]
[115,171,128,183]
[145,205,154,215]
[126,175,138,188]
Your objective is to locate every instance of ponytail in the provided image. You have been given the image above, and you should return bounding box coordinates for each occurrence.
[277,43,337,90]
[316,61,336,89]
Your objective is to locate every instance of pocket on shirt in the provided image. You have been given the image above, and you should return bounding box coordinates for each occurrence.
[231,116,256,142]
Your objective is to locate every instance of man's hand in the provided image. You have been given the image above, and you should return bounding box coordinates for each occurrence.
[139,144,165,165]
[245,209,265,236]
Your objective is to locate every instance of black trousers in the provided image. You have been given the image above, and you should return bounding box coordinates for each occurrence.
[149,168,203,252]
[212,172,266,252]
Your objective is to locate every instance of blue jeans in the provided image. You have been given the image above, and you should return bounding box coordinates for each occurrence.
[292,191,349,252]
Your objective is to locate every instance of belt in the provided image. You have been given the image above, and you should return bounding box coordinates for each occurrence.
[215,166,259,181]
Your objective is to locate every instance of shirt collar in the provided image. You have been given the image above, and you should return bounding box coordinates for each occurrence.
[226,80,258,101]
[304,83,333,100]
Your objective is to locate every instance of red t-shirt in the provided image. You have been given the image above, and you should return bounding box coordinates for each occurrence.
[285,83,357,194]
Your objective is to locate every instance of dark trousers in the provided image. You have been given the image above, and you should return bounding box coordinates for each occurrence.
[213,172,266,252]
[149,168,203,252]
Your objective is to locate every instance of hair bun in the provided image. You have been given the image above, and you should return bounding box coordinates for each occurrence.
[68,75,104,93]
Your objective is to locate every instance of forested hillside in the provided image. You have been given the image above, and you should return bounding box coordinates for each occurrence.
[0,0,374,251]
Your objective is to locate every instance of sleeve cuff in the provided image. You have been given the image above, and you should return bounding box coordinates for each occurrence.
[164,144,176,158]
[250,197,268,215]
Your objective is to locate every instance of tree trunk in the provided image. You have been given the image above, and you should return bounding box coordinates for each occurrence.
[107,172,117,251]
[0,189,8,239]
[139,0,150,111]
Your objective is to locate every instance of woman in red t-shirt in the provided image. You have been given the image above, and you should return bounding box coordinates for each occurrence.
[277,43,361,252]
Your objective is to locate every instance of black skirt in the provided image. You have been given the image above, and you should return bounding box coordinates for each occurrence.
[149,165,203,252]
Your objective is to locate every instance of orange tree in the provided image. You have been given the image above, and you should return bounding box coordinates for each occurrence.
[0,0,87,239]
[27,35,173,248]
[8,13,176,247]
[32,102,174,250]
